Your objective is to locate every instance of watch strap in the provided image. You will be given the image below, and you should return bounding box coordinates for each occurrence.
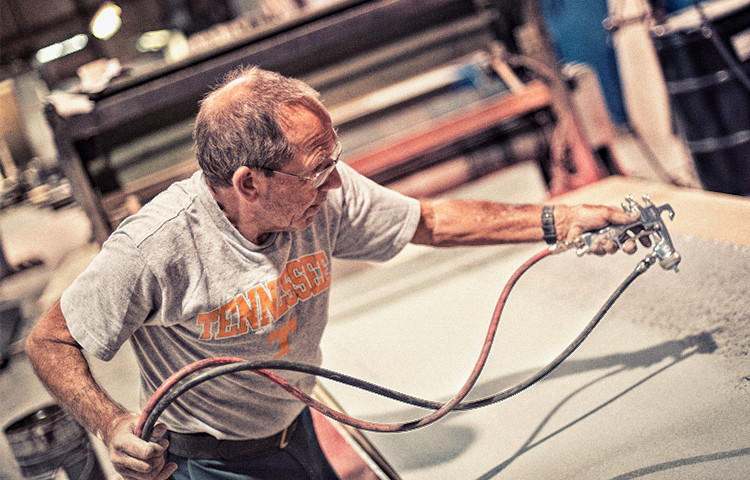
[542,205,557,244]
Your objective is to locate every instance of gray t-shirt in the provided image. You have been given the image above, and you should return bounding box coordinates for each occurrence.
[61,162,420,439]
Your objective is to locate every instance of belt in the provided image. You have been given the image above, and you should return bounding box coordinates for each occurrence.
[167,417,299,460]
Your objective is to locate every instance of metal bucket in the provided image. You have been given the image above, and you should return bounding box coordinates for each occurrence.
[651,0,750,195]
[3,404,106,480]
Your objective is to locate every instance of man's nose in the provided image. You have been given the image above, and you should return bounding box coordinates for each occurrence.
[319,167,342,191]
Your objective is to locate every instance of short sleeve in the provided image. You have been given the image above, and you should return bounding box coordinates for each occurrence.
[332,162,421,262]
[61,232,160,361]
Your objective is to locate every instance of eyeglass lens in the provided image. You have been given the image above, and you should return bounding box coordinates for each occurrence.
[311,143,341,188]
[312,162,337,188]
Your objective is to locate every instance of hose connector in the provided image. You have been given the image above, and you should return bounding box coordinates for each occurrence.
[635,252,658,274]
[547,241,573,254]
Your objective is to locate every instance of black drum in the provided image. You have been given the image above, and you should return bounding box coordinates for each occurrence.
[4,404,107,479]
[651,0,750,195]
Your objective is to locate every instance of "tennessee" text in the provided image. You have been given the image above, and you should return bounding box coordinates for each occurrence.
[196,251,330,346]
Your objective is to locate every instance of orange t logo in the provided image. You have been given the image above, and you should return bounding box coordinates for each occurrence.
[268,317,297,357]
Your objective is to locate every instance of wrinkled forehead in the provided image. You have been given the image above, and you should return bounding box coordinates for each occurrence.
[280,97,332,128]
[277,100,337,151]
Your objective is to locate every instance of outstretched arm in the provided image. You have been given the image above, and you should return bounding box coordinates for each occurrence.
[411,199,639,253]
[25,302,177,480]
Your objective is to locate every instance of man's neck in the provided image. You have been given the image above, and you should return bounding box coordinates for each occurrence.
[208,184,270,245]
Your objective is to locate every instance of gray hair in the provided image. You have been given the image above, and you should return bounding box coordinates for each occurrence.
[194,66,323,187]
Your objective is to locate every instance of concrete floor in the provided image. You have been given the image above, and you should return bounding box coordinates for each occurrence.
[0,133,747,479]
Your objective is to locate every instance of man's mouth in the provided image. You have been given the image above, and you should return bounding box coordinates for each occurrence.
[306,202,323,215]
[308,195,327,213]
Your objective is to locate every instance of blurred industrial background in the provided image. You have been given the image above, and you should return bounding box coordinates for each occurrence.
[1,0,749,478]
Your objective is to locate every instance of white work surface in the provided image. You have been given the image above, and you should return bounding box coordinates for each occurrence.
[1,164,747,479]
[319,169,750,479]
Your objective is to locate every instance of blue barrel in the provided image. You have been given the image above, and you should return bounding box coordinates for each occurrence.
[3,404,106,479]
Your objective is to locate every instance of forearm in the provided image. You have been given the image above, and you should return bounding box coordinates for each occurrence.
[411,198,642,252]
[25,302,129,445]
[412,199,554,247]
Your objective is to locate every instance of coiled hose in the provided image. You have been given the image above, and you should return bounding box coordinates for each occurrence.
[137,247,655,439]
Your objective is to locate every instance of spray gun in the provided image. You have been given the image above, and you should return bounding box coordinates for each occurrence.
[570,194,682,272]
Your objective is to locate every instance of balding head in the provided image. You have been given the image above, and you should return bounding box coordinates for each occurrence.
[194,66,329,187]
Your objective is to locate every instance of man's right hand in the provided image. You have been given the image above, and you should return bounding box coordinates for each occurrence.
[25,303,179,480]
[105,413,177,480]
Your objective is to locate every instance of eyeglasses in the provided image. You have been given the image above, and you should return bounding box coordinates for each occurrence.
[262,142,342,188]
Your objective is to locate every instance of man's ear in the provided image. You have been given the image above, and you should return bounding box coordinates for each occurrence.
[232,166,260,201]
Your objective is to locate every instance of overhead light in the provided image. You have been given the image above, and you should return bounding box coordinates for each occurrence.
[136,30,189,62]
[136,30,172,52]
[90,2,122,40]
[36,34,89,64]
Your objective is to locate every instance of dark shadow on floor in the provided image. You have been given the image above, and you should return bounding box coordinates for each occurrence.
[608,446,750,479]
[468,330,719,401]
[343,331,718,473]
[474,331,718,479]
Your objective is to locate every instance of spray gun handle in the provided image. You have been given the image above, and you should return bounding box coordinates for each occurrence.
[574,194,682,272]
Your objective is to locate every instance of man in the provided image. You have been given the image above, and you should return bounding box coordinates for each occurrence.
[26,67,640,480]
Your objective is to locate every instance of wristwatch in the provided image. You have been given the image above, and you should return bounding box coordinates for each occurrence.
[542,205,556,245]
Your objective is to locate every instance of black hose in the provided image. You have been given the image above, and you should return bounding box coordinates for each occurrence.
[138,252,655,439]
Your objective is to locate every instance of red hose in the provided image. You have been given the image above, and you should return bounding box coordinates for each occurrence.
[136,247,553,437]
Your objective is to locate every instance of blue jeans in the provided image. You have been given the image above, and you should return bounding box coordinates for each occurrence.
[167,408,340,480]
